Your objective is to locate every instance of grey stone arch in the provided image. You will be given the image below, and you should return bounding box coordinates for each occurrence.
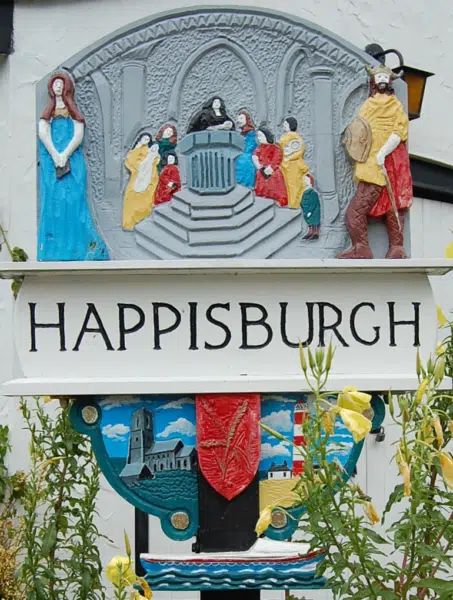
[276,43,340,223]
[167,37,268,124]
[275,43,312,128]
[337,75,369,134]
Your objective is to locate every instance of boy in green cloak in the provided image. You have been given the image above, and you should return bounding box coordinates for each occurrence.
[301,173,321,240]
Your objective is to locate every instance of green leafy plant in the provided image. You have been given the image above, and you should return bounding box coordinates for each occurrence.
[0,222,28,298]
[19,397,105,600]
[0,425,26,600]
[258,326,453,599]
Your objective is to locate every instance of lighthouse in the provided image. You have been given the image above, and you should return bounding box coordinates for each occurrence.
[292,400,311,476]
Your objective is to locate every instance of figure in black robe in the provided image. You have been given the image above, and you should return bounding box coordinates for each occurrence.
[187,96,235,134]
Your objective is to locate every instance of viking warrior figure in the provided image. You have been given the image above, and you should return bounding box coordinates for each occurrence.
[339,64,413,259]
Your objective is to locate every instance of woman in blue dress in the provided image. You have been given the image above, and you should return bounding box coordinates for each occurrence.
[235,110,257,188]
[38,72,109,261]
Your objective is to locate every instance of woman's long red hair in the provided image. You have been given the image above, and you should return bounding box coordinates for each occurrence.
[41,72,85,123]
[155,123,177,146]
[237,110,255,135]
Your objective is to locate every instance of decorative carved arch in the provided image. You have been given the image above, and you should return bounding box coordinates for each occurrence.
[338,75,368,133]
[275,43,311,127]
[167,37,267,123]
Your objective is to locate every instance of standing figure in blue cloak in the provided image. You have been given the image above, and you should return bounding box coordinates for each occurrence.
[38,72,109,261]
[301,174,321,240]
[235,110,257,188]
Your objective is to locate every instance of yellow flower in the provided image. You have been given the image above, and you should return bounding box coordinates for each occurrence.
[338,387,371,414]
[439,453,453,489]
[437,305,448,328]
[105,556,136,586]
[136,579,153,600]
[432,415,444,447]
[43,396,55,404]
[363,501,380,525]
[414,378,429,405]
[255,506,274,537]
[339,408,371,443]
[321,409,336,436]
[396,448,411,497]
[445,240,453,259]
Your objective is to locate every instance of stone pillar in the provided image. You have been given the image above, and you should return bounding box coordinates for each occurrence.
[309,67,339,224]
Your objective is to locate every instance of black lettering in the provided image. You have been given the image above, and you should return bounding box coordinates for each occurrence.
[189,302,198,350]
[388,302,420,347]
[29,302,66,352]
[118,303,145,351]
[204,303,232,350]
[240,302,273,349]
[350,302,380,346]
[153,303,182,350]
[280,302,315,348]
[73,303,114,351]
[318,302,349,347]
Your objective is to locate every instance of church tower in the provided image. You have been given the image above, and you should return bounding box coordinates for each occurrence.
[127,407,154,464]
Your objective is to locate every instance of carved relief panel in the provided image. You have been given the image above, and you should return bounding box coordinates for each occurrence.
[36,7,411,261]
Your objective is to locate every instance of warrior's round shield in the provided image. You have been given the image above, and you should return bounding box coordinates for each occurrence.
[343,116,372,163]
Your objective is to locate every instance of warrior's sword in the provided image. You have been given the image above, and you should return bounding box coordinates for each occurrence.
[380,164,401,232]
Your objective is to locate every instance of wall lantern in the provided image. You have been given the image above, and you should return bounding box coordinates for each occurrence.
[365,43,434,121]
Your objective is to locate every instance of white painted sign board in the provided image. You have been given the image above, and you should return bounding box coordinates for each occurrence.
[1,259,450,396]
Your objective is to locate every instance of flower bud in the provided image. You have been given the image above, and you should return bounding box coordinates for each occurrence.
[416,349,423,379]
[432,415,444,448]
[326,339,334,372]
[414,379,429,405]
[307,347,316,371]
[255,506,274,536]
[436,304,448,328]
[315,347,324,370]
[299,342,308,373]
[434,356,446,383]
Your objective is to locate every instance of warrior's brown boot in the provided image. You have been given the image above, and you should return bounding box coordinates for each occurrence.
[385,210,407,259]
[338,182,382,259]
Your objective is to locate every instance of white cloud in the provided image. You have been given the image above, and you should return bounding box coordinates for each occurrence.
[157,397,194,410]
[263,395,297,404]
[100,397,142,411]
[102,423,130,441]
[158,418,196,439]
[261,441,291,459]
[261,410,293,432]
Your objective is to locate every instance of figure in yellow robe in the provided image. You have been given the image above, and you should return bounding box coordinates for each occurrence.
[122,133,160,230]
[279,117,309,209]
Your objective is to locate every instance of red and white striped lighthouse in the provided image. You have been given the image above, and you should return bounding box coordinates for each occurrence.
[292,400,310,476]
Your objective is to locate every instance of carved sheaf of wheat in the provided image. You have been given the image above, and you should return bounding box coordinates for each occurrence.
[221,400,249,480]
[199,440,227,448]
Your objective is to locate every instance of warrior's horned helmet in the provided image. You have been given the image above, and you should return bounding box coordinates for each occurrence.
[365,63,403,81]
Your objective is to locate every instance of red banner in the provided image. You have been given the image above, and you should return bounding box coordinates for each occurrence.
[196,393,261,501]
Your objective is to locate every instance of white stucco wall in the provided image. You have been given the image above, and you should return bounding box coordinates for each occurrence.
[1,1,453,599]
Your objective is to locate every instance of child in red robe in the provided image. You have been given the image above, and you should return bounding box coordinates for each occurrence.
[154,151,181,206]
[252,126,288,206]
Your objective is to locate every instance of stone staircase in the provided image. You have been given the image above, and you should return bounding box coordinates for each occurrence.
[134,186,302,259]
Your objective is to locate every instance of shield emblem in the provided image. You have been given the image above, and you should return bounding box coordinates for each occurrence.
[343,115,372,163]
[196,393,261,501]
